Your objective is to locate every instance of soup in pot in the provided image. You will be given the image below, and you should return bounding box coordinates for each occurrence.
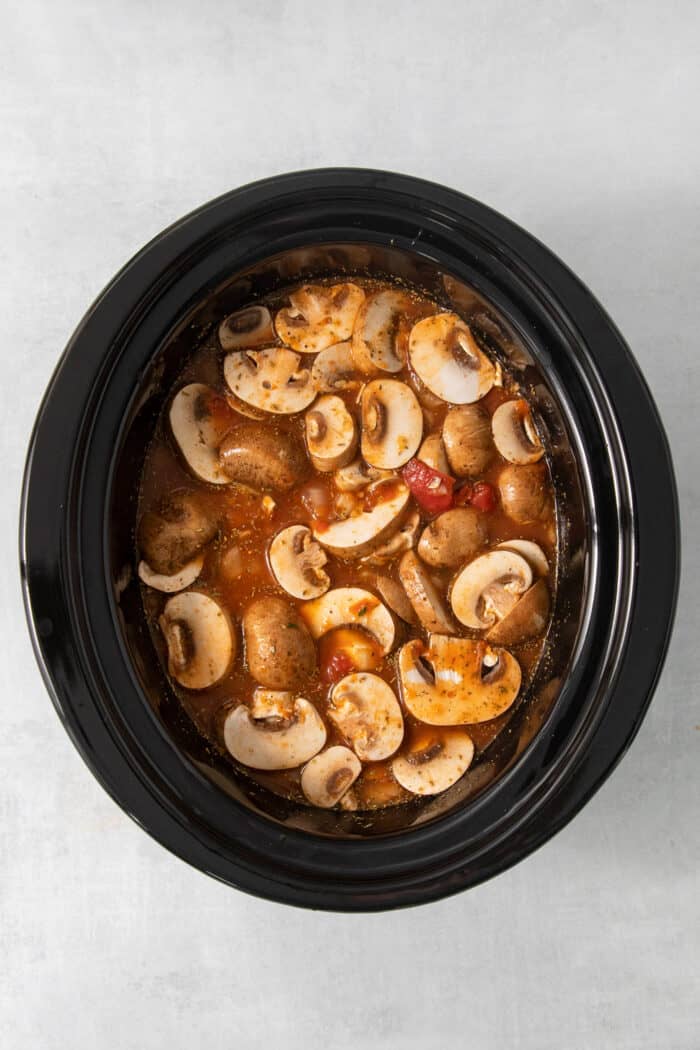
[135,279,556,810]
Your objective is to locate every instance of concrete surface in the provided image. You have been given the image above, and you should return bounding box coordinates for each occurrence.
[1,1,698,1047]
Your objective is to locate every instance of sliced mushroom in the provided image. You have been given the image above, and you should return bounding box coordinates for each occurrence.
[360,380,423,469]
[138,554,204,593]
[138,491,217,576]
[305,395,358,472]
[224,347,316,414]
[362,509,420,566]
[397,634,521,724]
[219,421,307,490]
[374,575,417,624]
[351,288,415,373]
[268,525,330,600]
[450,550,533,630]
[334,457,391,492]
[408,313,495,404]
[169,384,231,484]
[417,433,450,475]
[497,539,549,577]
[491,399,544,464]
[300,587,395,655]
[312,479,410,558]
[329,672,404,761]
[223,693,326,770]
[442,403,495,476]
[398,550,456,634]
[486,578,550,646]
[417,508,487,570]
[392,730,475,795]
[218,306,274,350]
[311,342,360,392]
[242,596,316,690]
[275,283,365,354]
[159,592,234,690]
[301,746,362,808]
[498,463,551,524]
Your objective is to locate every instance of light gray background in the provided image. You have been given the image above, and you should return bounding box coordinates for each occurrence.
[2,2,698,1047]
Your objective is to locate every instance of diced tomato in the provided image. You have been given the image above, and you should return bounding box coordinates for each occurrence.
[470,481,497,512]
[454,482,474,507]
[321,651,355,685]
[401,458,454,514]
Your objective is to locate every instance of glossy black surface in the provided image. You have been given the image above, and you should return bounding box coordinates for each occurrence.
[20,169,679,910]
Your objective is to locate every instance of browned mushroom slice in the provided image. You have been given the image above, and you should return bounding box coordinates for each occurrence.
[224,347,316,414]
[219,422,307,491]
[301,746,362,807]
[351,288,416,373]
[329,672,404,761]
[450,550,533,630]
[408,313,495,403]
[218,306,274,350]
[486,578,550,646]
[305,395,358,472]
[442,403,495,476]
[223,691,326,771]
[398,550,457,634]
[397,635,521,725]
[417,508,487,570]
[268,525,330,600]
[492,399,545,464]
[498,463,551,524]
[169,384,232,484]
[392,729,475,795]
[360,379,423,469]
[275,283,365,354]
[374,575,417,624]
[159,592,235,690]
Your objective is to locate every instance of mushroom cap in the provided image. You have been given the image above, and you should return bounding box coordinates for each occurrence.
[300,746,362,807]
[305,394,358,472]
[159,591,234,690]
[450,550,533,629]
[351,288,415,373]
[397,635,521,725]
[491,399,544,464]
[223,347,316,415]
[486,578,550,646]
[218,305,274,350]
[138,554,204,593]
[496,539,549,577]
[223,694,326,771]
[417,433,450,475]
[268,525,330,600]
[312,479,410,558]
[137,491,217,576]
[169,384,231,484]
[392,730,475,795]
[275,283,365,354]
[242,596,317,690]
[417,507,488,570]
[300,587,395,655]
[311,342,360,393]
[442,403,495,476]
[498,463,551,524]
[408,313,495,404]
[398,550,456,634]
[219,422,307,491]
[329,672,404,761]
[360,379,423,469]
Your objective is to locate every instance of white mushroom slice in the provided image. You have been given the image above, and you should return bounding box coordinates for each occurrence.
[398,551,456,634]
[218,306,274,350]
[159,592,234,690]
[334,458,391,492]
[397,635,521,725]
[275,283,365,354]
[362,509,420,566]
[300,587,395,655]
[450,550,533,630]
[312,480,410,558]
[417,433,450,475]
[311,342,360,392]
[223,695,326,771]
[169,384,230,484]
[408,313,495,404]
[351,289,415,373]
[224,347,316,414]
[497,539,549,577]
[329,673,404,761]
[360,379,423,469]
[301,746,362,808]
[268,525,330,600]
[491,400,545,464]
[138,554,204,593]
[392,730,475,795]
[305,395,358,472]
